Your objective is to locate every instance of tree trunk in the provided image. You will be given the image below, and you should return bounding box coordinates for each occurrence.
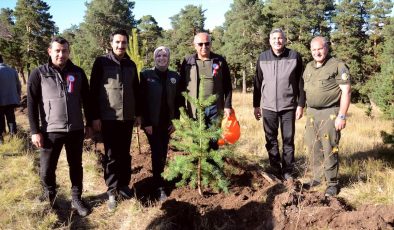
[197,158,202,196]
[18,68,26,85]
[242,69,246,94]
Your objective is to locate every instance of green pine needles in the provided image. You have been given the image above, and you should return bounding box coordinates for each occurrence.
[163,77,231,196]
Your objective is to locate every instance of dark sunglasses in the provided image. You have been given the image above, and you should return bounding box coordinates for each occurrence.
[197,42,210,47]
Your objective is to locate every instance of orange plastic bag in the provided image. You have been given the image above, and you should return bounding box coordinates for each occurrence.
[218,109,240,146]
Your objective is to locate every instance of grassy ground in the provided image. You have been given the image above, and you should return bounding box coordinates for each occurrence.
[0,92,393,229]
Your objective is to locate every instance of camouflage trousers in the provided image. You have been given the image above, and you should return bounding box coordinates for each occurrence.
[304,107,340,186]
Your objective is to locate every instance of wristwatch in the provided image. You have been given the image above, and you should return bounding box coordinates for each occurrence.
[337,114,346,120]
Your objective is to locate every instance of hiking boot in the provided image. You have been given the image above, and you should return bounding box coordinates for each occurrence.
[119,186,133,199]
[107,194,117,212]
[71,198,90,217]
[325,186,338,197]
[302,180,321,190]
[157,187,167,202]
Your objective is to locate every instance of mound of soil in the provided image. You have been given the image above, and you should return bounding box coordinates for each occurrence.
[117,131,394,230]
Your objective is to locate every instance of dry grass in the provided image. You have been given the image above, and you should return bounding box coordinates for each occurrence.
[0,92,392,229]
[232,92,394,206]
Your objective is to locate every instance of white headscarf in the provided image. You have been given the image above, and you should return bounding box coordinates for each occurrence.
[153,46,170,72]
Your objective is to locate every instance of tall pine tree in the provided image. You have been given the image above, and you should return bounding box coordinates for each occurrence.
[221,0,269,93]
[158,5,206,67]
[72,0,136,74]
[13,0,56,76]
[137,15,162,68]
[331,0,374,101]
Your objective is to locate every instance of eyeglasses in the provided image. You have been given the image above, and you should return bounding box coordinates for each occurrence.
[196,42,210,47]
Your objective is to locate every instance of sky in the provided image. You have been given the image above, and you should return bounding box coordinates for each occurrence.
[0,0,232,32]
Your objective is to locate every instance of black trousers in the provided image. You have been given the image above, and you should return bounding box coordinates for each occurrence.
[146,125,170,187]
[262,109,296,174]
[101,120,134,194]
[0,105,17,135]
[40,130,84,199]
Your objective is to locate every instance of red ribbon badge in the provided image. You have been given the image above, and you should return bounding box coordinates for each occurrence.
[67,75,75,93]
[212,63,220,77]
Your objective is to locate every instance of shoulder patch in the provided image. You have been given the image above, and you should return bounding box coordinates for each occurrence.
[341,72,349,81]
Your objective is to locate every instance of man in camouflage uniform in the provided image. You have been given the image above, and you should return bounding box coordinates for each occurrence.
[302,36,351,197]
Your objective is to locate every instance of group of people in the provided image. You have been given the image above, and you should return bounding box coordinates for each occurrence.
[0,27,350,217]
[253,29,351,197]
[25,30,232,216]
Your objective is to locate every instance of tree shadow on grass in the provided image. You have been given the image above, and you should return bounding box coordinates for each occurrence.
[340,145,394,188]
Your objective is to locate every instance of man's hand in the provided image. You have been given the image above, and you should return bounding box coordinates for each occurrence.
[296,106,304,120]
[32,133,43,148]
[84,126,93,139]
[335,117,346,131]
[92,119,101,132]
[135,116,141,127]
[224,108,232,117]
[144,126,153,135]
[254,107,261,120]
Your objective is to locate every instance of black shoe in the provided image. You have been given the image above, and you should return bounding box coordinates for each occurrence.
[107,194,117,212]
[157,187,167,201]
[325,186,338,197]
[71,198,90,217]
[119,186,133,199]
[302,180,321,190]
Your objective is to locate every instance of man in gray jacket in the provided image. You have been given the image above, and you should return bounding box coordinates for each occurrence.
[253,28,305,180]
[27,37,92,217]
[0,54,21,144]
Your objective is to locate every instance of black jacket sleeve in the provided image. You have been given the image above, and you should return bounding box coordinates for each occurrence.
[221,57,232,109]
[89,58,102,120]
[139,71,150,127]
[133,66,141,117]
[80,69,92,126]
[296,54,305,107]
[253,55,263,108]
[27,69,42,134]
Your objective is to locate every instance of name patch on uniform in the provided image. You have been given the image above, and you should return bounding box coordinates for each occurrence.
[170,78,176,84]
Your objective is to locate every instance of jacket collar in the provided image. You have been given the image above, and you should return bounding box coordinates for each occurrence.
[270,47,290,58]
[108,51,131,64]
[47,58,75,72]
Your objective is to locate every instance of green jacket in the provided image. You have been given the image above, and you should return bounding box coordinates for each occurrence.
[303,56,350,108]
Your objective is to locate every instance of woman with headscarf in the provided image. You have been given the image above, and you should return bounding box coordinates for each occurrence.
[140,46,182,201]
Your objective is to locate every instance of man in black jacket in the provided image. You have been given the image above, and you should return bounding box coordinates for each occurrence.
[90,29,141,211]
[180,32,232,149]
[27,37,91,217]
[253,28,305,180]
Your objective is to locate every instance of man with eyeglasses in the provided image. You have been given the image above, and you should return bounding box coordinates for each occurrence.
[253,28,305,181]
[180,32,232,149]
